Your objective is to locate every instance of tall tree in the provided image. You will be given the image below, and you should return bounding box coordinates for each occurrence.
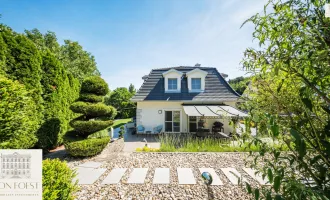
[60,40,100,81]
[242,0,330,199]
[105,87,136,118]
[128,83,136,94]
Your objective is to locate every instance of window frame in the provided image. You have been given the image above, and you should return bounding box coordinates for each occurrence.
[191,78,201,90]
[164,110,181,132]
[167,78,178,90]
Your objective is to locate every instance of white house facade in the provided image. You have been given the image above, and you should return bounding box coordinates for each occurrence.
[131,65,247,135]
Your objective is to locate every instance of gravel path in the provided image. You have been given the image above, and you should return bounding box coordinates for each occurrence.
[71,151,256,200]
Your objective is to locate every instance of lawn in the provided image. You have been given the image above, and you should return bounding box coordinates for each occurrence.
[112,118,132,129]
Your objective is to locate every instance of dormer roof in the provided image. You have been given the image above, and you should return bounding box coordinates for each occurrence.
[131,66,240,102]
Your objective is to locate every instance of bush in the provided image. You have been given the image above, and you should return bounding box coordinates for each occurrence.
[64,135,110,157]
[70,102,116,118]
[0,77,38,149]
[79,93,104,102]
[80,76,109,95]
[42,159,78,200]
[65,76,115,157]
[69,119,113,136]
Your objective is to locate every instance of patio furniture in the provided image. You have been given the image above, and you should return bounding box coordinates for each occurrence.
[153,125,163,134]
[136,125,145,135]
[196,128,210,137]
[212,121,224,133]
[216,132,230,138]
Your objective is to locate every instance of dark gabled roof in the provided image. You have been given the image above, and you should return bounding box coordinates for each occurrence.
[131,66,240,102]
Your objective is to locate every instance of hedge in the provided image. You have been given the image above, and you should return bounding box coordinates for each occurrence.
[64,133,110,157]
[0,77,38,149]
[70,101,116,118]
[80,76,109,95]
[79,93,104,103]
[43,159,78,200]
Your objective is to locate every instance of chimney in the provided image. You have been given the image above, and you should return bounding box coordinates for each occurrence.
[221,73,228,78]
[194,63,201,67]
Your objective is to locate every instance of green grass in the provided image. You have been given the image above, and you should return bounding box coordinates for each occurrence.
[112,118,132,129]
[136,133,289,152]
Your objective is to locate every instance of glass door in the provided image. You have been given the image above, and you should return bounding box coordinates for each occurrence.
[164,111,180,132]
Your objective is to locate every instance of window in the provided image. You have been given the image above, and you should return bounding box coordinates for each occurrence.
[164,111,180,132]
[189,117,198,132]
[191,78,201,90]
[168,78,177,90]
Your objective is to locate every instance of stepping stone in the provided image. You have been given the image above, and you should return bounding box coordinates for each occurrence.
[153,168,170,184]
[75,167,107,185]
[243,168,269,185]
[177,168,196,184]
[127,168,148,184]
[199,168,223,185]
[221,168,248,185]
[78,161,102,168]
[102,168,127,184]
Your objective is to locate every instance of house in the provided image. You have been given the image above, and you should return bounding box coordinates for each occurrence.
[131,65,247,135]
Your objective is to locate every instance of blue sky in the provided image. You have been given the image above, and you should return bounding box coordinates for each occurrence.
[0,0,267,90]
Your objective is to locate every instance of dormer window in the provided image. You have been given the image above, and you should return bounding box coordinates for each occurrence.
[162,69,182,93]
[186,69,208,93]
[191,78,201,90]
[168,78,178,90]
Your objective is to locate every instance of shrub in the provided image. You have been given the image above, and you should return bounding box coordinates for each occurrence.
[70,102,116,118]
[0,77,38,149]
[118,125,125,138]
[65,76,116,157]
[64,135,110,157]
[42,159,78,200]
[80,76,109,95]
[69,119,113,136]
[79,93,103,102]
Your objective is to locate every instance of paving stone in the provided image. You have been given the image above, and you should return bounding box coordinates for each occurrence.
[102,168,127,184]
[153,168,170,184]
[78,161,102,168]
[75,167,107,185]
[199,168,223,185]
[127,168,148,184]
[177,168,196,185]
[221,168,248,185]
[243,168,269,185]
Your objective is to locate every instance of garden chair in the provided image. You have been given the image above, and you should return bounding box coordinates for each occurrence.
[153,125,163,135]
[136,125,145,135]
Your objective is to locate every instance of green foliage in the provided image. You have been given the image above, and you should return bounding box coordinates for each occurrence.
[37,49,80,150]
[42,159,78,200]
[60,40,100,81]
[118,125,125,138]
[128,83,136,94]
[228,76,251,95]
[81,76,109,95]
[70,119,113,136]
[157,134,288,152]
[105,87,136,118]
[241,0,330,199]
[79,93,104,102]
[0,77,38,149]
[64,132,110,157]
[70,101,116,118]
[65,76,115,157]
[1,25,44,122]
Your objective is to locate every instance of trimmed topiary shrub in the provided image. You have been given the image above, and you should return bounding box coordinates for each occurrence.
[64,131,110,157]
[64,76,116,157]
[80,76,109,95]
[42,159,78,200]
[0,76,39,149]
